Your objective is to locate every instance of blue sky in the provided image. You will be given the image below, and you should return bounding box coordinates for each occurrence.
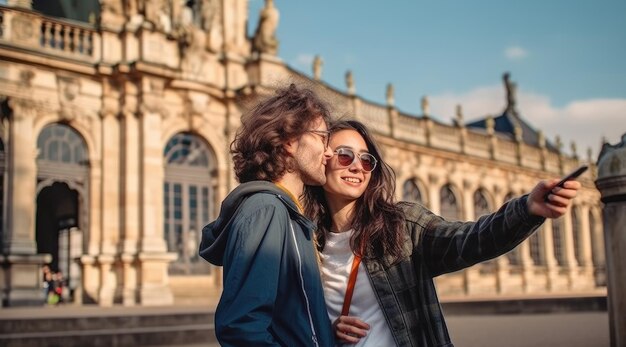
[249,0,626,158]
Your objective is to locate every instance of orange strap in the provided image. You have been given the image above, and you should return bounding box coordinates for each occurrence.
[341,254,362,316]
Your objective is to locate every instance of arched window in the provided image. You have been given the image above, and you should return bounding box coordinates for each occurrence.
[571,208,582,266]
[440,184,460,221]
[164,133,215,275]
[33,0,100,24]
[552,219,565,266]
[529,229,542,265]
[473,189,491,218]
[402,179,422,203]
[37,123,88,165]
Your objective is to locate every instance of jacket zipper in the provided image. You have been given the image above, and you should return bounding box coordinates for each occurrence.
[289,221,320,347]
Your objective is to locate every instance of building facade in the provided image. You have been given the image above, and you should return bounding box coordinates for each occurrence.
[0,0,604,307]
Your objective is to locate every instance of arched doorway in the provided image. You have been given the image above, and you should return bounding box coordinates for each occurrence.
[35,123,89,303]
[36,182,82,296]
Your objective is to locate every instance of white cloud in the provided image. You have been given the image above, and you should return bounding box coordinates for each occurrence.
[429,86,626,159]
[505,46,529,60]
[293,53,315,70]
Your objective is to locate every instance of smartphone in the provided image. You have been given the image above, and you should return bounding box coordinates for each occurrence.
[544,165,588,201]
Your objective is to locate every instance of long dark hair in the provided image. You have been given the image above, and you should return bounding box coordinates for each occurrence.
[231,84,331,183]
[303,120,406,261]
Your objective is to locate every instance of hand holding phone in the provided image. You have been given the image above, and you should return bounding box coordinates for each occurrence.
[544,165,588,202]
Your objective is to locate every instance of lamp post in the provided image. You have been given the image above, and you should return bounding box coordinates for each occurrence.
[595,133,626,347]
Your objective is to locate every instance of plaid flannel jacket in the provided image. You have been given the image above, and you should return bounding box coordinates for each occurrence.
[363,195,545,347]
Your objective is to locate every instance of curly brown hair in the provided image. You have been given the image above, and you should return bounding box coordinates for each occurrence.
[303,120,406,262]
[231,84,332,183]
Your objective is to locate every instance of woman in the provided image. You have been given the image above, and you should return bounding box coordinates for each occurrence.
[303,120,580,346]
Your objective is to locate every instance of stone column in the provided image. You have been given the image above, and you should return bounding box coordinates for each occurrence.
[518,239,535,292]
[117,82,141,306]
[577,205,595,288]
[595,133,626,347]
[461,183,478,294]
[560,210,578,288]
[0,98,50,306]
[541,219,559,291]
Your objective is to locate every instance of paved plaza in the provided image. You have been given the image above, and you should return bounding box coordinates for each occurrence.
[447,312,609,347]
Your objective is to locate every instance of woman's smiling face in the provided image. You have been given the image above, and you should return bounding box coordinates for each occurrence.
[323,129,373,202]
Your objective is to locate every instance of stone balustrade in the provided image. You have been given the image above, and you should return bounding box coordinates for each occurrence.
[0,6,99,61]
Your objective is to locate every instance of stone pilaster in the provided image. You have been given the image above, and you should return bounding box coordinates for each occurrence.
[135,79,175,306]
[0,98,50,306]
[118,83,141,305]
[595,133,626,347]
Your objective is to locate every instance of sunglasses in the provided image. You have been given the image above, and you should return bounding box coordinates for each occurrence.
[334,147,378,172]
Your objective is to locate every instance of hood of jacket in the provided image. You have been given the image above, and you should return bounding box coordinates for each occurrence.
[199,180,310,266]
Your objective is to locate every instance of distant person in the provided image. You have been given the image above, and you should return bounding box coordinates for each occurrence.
[42,265,53,304]
[199,84,336,346]
[303,120,581,346]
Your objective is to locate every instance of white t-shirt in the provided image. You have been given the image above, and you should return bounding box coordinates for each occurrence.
[320,230,396,347]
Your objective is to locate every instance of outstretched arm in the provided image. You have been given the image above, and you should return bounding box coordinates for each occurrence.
[420,179,581,276]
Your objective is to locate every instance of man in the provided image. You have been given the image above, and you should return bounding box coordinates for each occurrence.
[199,84,335,346]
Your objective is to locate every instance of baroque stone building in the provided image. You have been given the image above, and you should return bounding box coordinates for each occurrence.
[0,0,604,307]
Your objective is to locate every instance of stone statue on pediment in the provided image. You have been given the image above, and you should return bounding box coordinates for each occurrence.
[313,55,323,81]
[503,72,517,111]
[421,96,430,117]
[386,83,394,107]
[252,0,280,55]
[346,70,355,95]
[143,0,172,33]
[201,0,223,52]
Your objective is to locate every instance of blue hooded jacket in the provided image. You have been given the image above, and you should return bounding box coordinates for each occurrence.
[199,181,335,347]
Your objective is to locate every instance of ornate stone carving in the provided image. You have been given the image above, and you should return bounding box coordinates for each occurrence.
[7,97,39,121]
[11,15,35,42]
[58,76,80,103]
[99,0,124,27]
[18,69,35,87]
[252,0,280,55]
[142,0,172,33]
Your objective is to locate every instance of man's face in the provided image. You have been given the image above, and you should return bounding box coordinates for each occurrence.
[293,117,334,186]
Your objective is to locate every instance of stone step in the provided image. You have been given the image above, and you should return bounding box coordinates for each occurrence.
[0,306,217,347]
